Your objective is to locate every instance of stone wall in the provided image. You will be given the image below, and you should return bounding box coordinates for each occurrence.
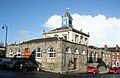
[6,40,63,73]
[6,39,111,73]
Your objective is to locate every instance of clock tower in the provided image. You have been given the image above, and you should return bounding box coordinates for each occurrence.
[62,8,73,28]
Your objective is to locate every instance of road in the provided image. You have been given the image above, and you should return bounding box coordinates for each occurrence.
[0,70,120,78]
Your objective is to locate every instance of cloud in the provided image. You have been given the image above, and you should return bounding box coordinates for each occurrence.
[17,30,33,43]
[20,30,30,34]
[44,15,61,29]
[44,14,120,47]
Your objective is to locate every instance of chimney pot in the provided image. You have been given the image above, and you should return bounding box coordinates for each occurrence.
[104,44,107,50]
[116,44,119,50]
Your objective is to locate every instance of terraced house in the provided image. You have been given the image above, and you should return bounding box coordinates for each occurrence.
[6,10,111,73]
[102,44,120,67]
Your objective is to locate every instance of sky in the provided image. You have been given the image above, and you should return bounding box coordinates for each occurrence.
[0,0,120,47]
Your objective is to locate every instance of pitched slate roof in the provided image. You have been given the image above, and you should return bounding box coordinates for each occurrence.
[20,37,63,44]
[107,47,120,52]
[44,26,90,37]
[89,45,99,49]
[100,47,120,52]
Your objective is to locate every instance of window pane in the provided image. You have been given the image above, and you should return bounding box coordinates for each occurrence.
[37,48,40,52]
[49,53,53,57]
[47,48,55,57]
[40,54,42,57]
[65,48,69,52]
[37,53,40,57]
[54,53,55,57]
[50,48,53,52]
[18,54,21,56]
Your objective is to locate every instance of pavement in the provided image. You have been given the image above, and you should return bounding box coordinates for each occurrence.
[99,70,108,74]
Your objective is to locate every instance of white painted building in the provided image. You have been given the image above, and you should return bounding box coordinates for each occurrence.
[43,9,89,46]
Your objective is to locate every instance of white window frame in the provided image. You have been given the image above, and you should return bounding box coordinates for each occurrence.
[65,47,71,53]
[9,50,13,57]
[85,38,88,45]
[74,48,79,54]
[63,34,67,40]
[106,54,107,57]
[80,36,83,44]
[112,53,115,55]
[81,50,86,55]
[47,47,55,58]
[75,34,79,43]
[17,49,21,57]
[35,48,42,58]
[117,53,119,55]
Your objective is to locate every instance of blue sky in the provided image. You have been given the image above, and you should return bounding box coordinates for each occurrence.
[0,0,120,47]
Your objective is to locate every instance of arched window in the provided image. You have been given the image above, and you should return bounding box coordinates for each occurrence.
[101,52,103,58]
[47,47,55,58]
[94,52,98,62]
[65,47,71,53]
[16,49,21,57]
[74,48,79,54]
[81,50,86,55]
[9,50,13,57]
[88,52,94,63]
[17,49,20,52]
[35,48,42,58]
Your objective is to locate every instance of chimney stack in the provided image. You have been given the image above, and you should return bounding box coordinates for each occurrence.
[116,44,119,50]
[104,44,107,50]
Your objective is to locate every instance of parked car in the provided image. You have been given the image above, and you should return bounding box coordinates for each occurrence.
[87,66,99,74]
[5,60,22,70]
[21,60,38,71]
[4,59,41,71]
[0,58,11,69]
[109,67,120,74]
[35,61,42,71]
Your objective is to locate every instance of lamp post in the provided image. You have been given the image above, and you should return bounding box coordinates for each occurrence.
[2,24,8,56]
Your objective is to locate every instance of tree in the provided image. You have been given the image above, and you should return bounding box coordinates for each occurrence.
[0,42,4,47]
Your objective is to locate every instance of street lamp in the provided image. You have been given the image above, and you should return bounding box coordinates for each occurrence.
[2,24,8,56]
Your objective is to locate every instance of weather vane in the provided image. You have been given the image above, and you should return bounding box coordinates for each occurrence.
[66,8,69,13]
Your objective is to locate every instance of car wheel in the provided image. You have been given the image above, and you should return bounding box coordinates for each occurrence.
[23,68,27,72]
[34,68,37,71]
[36,67,40,71]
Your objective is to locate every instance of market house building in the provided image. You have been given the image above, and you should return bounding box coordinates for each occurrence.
[6,9,111,73]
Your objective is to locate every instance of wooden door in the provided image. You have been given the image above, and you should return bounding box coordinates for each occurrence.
[74,58,77,69]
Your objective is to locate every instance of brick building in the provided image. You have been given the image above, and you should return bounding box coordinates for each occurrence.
[103,44,120,67]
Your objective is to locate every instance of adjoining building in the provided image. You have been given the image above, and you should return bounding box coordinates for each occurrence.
[6,9,111,73]
[101,44,120,67]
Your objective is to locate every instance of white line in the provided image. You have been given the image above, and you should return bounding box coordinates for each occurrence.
[113,76,116,78]
[101,75,104,78]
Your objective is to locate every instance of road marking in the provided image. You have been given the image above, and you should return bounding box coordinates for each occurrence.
[113,76,116,78]
[101,75,104,78]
